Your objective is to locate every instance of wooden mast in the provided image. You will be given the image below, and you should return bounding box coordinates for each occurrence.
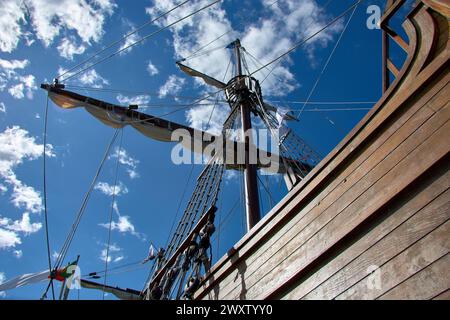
[233,39,261,231]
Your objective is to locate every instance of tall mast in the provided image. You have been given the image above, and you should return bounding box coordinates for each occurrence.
[233,39,261,231]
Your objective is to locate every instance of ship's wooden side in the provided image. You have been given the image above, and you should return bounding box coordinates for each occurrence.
[195,0,450,300]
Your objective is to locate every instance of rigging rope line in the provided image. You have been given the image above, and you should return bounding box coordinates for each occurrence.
[297,2,360,120]
[256,174,275,208]
[42,129,121,299]
[267,100,376,105]
[64,84,229,103]
[42,93,55,300]
[103,87,227,126]
[177,0,282,64]
[102,129,124,300]
[60,0,223,83]
[255,0,334,85]
[56,0,192,80]
[249,0,363,78]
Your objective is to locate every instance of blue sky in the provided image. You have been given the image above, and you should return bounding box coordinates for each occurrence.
[0,0,389,299]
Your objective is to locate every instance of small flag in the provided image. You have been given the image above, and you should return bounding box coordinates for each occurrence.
[142,244,156,264]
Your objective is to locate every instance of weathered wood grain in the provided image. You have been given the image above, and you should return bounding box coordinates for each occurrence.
[378,254,450,300]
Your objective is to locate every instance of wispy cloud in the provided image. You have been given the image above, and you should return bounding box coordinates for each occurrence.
[57,67,109,88]
[99,243,124,263]
[116,94,151,107]
[109,147,140,180]
[147,61,159,76]
[0,59,37,100]
[0,213,42,250]
[95,181,129,197]
[118,21,141,56]
[158,75,185,98]
[98,201,145,240]
[57,37,86,60]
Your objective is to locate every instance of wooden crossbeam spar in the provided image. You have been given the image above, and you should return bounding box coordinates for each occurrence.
[381,0,406,25]
[385,26,409,52]
[387,59,400,77]
[149,206,217,287]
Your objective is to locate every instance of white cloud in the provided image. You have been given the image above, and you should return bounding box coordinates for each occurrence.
[0,59,37,100]
[158,75,185,98]
[99,216,137,236]
[98,201,144,239]
[0,184,7,194]
[109,148,139,179]
[95,181,128,196]
[57,37,86,60]
[13,250,23,259]
[116,94,151,106]
[52,250,62,263]
[0,228,21,250]
[185,103,228,135]
[58,67,109,88]
[0,0,26,53]
[0,213,42,250]
[0,59,29,71]
[0,213,42,234]
[7,75,37,99]
[10,183,43,214]
[0,126,54,214]
[118,22,141,56]
[0,0,116,54]
[79,69,109,88]
[99,243,124,263]
[147,61,159,76]
[0,103,5,114]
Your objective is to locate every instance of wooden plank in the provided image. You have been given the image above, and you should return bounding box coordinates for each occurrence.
[426,82,450,112]
[218,102,449,299]
[335,217,450,300]
[378,254,450,300]
[281,164,450,299]
[213,83,447,296]
[250,120,450,299]
[432,289,450,300]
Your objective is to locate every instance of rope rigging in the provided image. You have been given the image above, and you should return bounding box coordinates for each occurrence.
[297,2,360,120]
[42,93,55,300]
[253,0,335,86]
[63,85,376,108]
[41,129,121,299]
[56,0,193,80]
[249,0,363,78]
[60,0,223,83]
[102,129,124,299]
